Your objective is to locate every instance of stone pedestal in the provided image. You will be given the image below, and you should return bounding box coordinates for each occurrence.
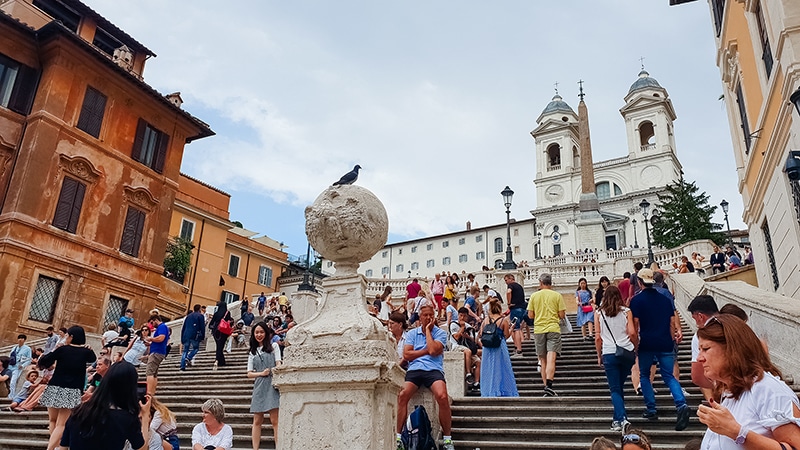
[408,388,443,443]
[272,184,404,450]
[290,290,321,324]
[444,351,466,399]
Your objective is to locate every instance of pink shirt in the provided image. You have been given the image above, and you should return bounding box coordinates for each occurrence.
[430,279,444,295]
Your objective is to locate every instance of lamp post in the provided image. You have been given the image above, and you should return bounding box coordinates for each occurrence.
[298,242,315,291]
[501,186,517,270]
[632,219,639,248]
[720,199,733,247]
[639,198,655,266]
[536,232,542,259]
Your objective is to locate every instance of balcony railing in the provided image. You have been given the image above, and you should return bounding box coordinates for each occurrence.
[547,164,561,172]
[640,143,656,152]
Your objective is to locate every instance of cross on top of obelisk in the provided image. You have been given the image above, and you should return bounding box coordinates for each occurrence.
[578,79,585,101]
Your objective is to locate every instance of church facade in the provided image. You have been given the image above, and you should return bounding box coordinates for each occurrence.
[532,71,684,257]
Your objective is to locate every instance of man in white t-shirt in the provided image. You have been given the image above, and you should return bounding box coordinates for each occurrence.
[449,308,480,389]
[687,294,718,401]
[101,323,119,348]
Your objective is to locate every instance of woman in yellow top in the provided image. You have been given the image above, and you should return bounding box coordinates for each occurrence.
[444,276,458,307]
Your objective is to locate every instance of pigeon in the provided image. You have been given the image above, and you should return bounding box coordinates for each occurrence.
[332,165,361,186]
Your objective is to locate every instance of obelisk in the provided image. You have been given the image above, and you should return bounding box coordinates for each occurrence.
[574,81,607,251]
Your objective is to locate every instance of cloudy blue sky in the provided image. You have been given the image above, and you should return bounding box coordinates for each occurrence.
[92,0,741,256]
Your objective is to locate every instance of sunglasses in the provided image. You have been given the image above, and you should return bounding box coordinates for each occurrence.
[622,434,642,444]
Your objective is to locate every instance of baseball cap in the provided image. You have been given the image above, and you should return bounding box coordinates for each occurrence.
[637,268,655,284]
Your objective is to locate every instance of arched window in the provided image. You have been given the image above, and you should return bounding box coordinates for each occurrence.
[494,259,504,269]
[613,183,623,196]
[639,121,655,148]
[572,145,579,167]
[547,143,561,170]
[494,237,503,253]
[596,182,611,200]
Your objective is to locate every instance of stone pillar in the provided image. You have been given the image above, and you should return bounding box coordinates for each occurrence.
[289,290,321,324]
[273,185,405,450]
[443,351,465,399]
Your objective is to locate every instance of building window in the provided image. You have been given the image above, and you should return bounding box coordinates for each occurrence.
[442,241,449,248]
[258,266,273,287]
[228,255,240,277]
[426,243,433,251]
[754,2,773,78]
[553,243,562,256]
[132,119,169,173]
[52,177,86,234]
[0,53,38,115]
[735,83,751,154]
[476,235,483,243]
[513,228,519,237]
[29,275,62,323]
[365,269,373,277]
[494,238,503,253]
[398,248,403,255]
[104,295,128,328]
[411,246,417,253]
[33,0,80,32]
[381,266,389,275]
[221,291,239,304]
[382,251,388,258]
[547,143,561,170]
[119,207,145,257]
[711,0,725,36]
[614,184,623,196]
[494,259,503,269]
[92,27,123,56]
[411,262,419,270]
[179,219,195,241]
[459,254,468,263]
[459,238,465,245]
[426,259,435,268]
[396,264,404,273]
[442,257,451,265]
[76,86,107,138]
[476,251,485,260]
[327,261,333,268]
[514,245,520,254]
[761,220,779,290]
[596,182,611,200]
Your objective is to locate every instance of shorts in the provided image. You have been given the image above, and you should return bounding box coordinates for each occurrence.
[146,352,166,377]
[405,369,446,388]
[509,308,526,330]
[534,332,562,358]
[433,294,444,310]
[451,344,480,363]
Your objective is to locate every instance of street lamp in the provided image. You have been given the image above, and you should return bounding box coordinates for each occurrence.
[720,199,733,247]
[639,198,655,266]
[632,219,639,248]
[298,242,315,291]
[536,232,542,259]
[501,186,517,270]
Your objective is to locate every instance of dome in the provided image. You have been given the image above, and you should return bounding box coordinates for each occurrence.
[541,94,575,116]
[628,70,663,94]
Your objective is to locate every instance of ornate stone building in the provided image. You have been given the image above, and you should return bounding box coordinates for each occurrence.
[0,0,213,344]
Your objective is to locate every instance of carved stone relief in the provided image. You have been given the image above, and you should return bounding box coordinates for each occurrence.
[57,154,102,184]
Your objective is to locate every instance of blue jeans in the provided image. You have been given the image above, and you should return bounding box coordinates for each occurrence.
[602,353,635,422]
[637,350,686,413]
[180,339,201,369]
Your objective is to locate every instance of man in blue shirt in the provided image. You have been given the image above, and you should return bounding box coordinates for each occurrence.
[180,305,205,371]
[145,314,170,394]
[7,334,31,400]
[396,305,454,450]
[629,268,690,432]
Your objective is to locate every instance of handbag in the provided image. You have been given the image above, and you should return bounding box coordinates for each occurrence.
[581,304,593,313]
[8,347,17,367]
[217,312,232,336]
[599,310,636,363]
[559,317,573,334]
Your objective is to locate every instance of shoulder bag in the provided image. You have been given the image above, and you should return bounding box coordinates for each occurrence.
[217,311,233,336]
[599,310,635,363]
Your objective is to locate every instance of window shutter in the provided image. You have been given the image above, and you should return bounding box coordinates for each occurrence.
[76,87,107,138]
[132,119,146,163]
[52,178,78,230]
[153,131,169,173]
[67,181,86,233]
[120,207,145,257]
[8,64,38,115]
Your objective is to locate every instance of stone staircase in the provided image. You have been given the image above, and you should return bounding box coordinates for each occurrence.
[451,315,709,450]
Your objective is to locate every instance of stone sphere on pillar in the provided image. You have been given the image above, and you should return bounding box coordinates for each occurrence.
[305,184,388,276]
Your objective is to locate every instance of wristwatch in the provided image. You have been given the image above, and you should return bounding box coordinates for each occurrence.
[734,425,749,445]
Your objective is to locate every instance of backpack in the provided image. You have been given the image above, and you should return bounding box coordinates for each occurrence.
[480,317,503,348]
[401,405,437,450]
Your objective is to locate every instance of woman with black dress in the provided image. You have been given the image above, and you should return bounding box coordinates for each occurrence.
[209,300,231,367]
[595,276,610,309]
[37,326,97,450]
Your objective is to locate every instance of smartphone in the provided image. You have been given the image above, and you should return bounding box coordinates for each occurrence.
[510,317,519,327]
[136,382,148,403]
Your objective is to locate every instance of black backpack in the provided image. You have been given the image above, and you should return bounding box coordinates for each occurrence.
[401,405,437,450]
[480,317,503,348]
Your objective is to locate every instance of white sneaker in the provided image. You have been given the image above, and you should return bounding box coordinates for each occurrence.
[682,388,691,397]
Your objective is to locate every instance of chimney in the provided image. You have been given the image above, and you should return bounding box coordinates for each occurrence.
[166,92,184,108]
[466,221,471,231]
[112,45,134,72]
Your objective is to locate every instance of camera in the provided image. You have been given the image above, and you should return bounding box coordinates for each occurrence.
[786,151,800,181]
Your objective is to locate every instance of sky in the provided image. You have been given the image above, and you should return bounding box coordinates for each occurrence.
[91,0,743,257]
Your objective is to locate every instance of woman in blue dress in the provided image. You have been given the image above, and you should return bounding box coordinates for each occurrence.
[575,277,595,341]
[479,298,519,397]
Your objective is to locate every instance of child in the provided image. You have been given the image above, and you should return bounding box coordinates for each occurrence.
[112,351,124,364]
[8,369,38,410]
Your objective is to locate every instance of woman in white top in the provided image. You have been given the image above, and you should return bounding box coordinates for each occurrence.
[696,314,800,449]
[191,398,233,450]
[593,285,637,432]
[123,327,150,366]
[387,312,408,370]
[377,285,393,323]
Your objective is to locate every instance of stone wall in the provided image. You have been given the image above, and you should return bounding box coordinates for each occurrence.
[670,273,800,382]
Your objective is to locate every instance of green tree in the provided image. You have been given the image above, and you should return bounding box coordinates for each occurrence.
[650,177,725,248]
[163,236,195,283]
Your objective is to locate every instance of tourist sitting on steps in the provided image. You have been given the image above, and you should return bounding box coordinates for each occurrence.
[449,307,480,392]
[191,398,233,450]
[396,305,455,450]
